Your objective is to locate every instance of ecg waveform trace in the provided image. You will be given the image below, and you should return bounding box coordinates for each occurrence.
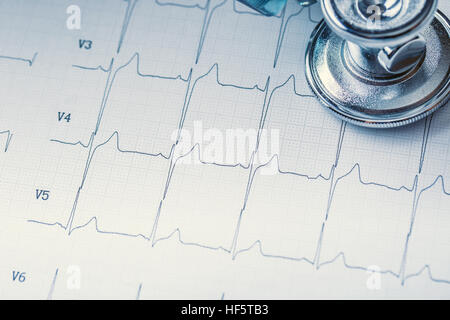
[29,50,450,287]
[0,130,13,152]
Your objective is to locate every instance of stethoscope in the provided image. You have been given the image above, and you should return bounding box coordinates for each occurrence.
[237,0,450,128]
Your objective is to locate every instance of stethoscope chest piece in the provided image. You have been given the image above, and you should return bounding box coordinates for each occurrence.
[305,0,450,127]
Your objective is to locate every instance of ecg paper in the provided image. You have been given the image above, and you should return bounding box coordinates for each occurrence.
[0,0,449,299]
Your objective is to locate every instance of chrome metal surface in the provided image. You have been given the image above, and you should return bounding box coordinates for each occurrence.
[321,0,438,48]
[357,0,402,20]
[377,35,426,74]
[305,10,450,128]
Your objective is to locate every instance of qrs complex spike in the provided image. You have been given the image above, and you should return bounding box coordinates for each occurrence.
[0,130,13,152]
